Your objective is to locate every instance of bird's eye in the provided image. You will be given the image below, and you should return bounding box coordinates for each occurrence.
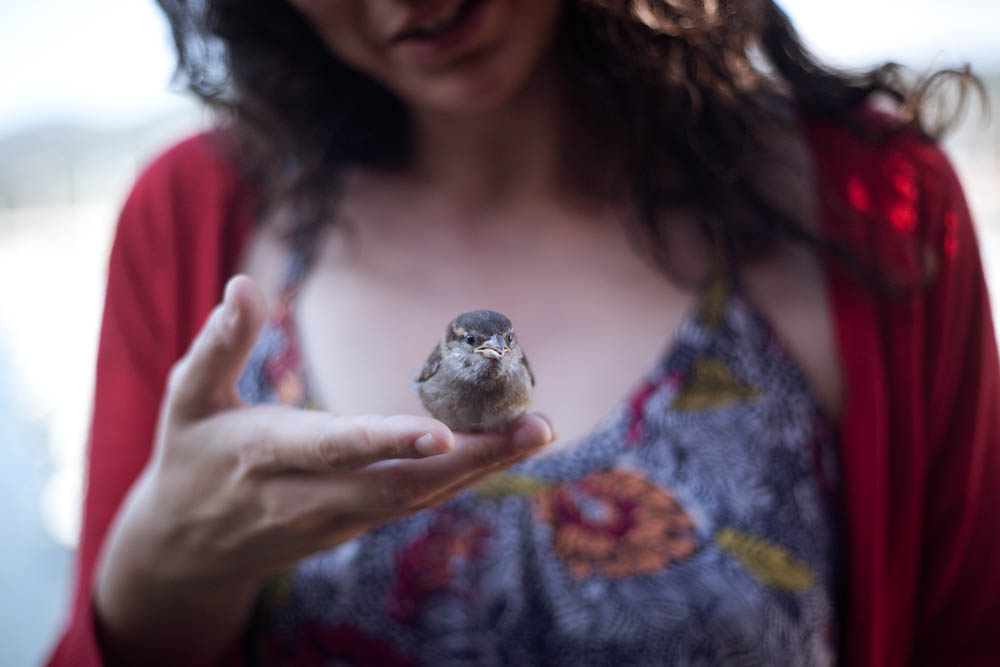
[465,334,476,345]
[506,333,513,344]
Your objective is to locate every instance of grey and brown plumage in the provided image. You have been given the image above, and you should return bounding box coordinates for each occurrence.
[416,310,534,431]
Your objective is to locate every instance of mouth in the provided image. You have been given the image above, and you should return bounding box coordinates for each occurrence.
[390,0,489,53]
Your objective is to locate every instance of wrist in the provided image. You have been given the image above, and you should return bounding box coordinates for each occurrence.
[94,471,261,666]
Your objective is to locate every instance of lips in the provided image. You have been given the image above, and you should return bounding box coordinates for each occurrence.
[392,0,472,42]
[387,0,493,65]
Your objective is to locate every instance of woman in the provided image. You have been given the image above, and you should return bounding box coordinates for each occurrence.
[49,0,1000,665]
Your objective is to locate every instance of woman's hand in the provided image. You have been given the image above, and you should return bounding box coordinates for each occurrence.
[94,275,554,666]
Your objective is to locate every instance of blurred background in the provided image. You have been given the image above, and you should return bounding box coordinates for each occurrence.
[1,0,998,664]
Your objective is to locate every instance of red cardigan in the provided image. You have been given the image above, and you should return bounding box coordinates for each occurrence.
[48,115,1000,666]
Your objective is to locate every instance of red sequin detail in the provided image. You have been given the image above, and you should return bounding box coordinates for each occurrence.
[892,170,918,201]
[889,202,918,233]
[879,151,920,234]
[944,210,960,259]
[884,151,916,189]
[846,176,872,212]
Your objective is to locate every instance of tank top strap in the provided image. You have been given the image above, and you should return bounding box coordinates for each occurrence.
[692,264,740,330]
[275,235,314,306]
[240,236,317,409]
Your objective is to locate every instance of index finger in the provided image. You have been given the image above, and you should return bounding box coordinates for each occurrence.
[169,275,268,419]
[230,408,456,474]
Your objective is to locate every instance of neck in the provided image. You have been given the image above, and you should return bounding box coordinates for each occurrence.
[406,56,578,209]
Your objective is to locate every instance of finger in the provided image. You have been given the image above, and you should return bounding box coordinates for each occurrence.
[262,446,533,544]
[359,413,554,511]
[257,445,528,552]
[168,275,268,419]
[405,445,537,514]
[318,452,531,539]
[233,408,455,474]
[404,413,554,507]
[452,412,554,462]
[250,413,554,538]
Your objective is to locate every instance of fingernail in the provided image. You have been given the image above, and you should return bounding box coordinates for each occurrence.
[539,414,558,441]
[221,284,240,331]
[415,432,449,456]
[513,423,546,453]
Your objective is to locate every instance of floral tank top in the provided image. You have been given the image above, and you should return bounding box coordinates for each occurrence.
[237,253,841,666]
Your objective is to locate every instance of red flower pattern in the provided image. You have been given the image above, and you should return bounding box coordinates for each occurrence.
[625,370,683,446]
[265,299,306,405]
[846,176,872,213]
[388,514,491,624]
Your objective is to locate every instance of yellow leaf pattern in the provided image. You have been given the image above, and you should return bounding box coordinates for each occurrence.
[672,357,758,410]
[696,272,730,329]
[715,527,815,592]
[475,473,553,500]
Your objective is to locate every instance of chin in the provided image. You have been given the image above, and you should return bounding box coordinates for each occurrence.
[418,76,529,115]
[395,2,564,117]
[404,51,553,117]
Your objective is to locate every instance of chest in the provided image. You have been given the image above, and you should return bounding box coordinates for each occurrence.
[240,208,841,445]
[292,219,697,446]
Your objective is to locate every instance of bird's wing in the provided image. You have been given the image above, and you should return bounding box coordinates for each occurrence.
[521,351,536,386]
[417,344,443,383]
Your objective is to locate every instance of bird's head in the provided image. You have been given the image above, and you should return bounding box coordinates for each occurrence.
[444,310,520,377]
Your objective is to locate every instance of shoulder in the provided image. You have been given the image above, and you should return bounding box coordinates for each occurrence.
[116,128,254,258]
[125,130,250,220]
[802,109,961,219]
[110,129,256,350]
[800,109,969,282]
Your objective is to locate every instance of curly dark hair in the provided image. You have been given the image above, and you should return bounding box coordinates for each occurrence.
[156,0,982,288]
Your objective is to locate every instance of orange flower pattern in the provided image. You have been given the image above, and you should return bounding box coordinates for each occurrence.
[533,469,697,578]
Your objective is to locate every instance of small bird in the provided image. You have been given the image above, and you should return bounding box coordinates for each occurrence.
[416,310,534,432]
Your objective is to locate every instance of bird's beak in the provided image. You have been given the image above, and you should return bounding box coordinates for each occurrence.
[475,334,509,360]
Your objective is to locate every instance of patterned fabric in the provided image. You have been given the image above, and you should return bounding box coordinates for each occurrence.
[238,268,841,666]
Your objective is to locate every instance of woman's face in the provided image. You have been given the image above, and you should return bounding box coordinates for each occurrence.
[287,0,564,115]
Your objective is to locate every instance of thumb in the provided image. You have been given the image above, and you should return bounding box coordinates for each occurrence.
[168,274,268,419]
